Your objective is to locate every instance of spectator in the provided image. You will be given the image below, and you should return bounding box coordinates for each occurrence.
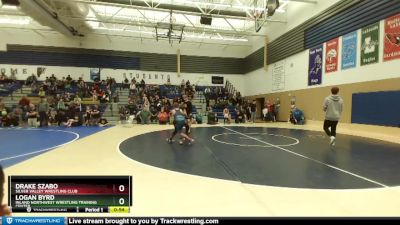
[149,105,158,123]
[119,106,129,123]
[123,77,129,90]
[139,106,151,124]
[98,118,109,127]
[262,104,268,121]
[0,72,8,84]
[73,95,82,111]
[158,107,169,125]
[57,98,66,111]
[267,100,275,122]
[180,79,185,90]
[48,108,58,125]
[38,87,46,98]
[235,106,245,123]
[140,79,145,89]
[289,105,305,125]
[9,72,17,81]
[27,104,38,127]
[250,100,257,123]
[66,75,72,82]
[207,107,217,125]
[204,87,211,106]
[19,96,30,109]
[165,78,171,85]
[25,74,38,86]
[195,113,203,124]
[38,97,49,127]
[223,107,231,124]
[129,80,137,96]
[89,105,101,126]
[274,98,281,122]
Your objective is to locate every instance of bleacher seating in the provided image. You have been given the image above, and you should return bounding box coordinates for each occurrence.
[0,82,21,97]
[212,105,237,120]
[159,85,181,99]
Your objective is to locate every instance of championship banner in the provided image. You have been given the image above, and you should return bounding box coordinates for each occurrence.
[384,13,400,61]
[341,31,357,70]
[361,22,380,66]
[308,45,323,86]
[325,38,339,73]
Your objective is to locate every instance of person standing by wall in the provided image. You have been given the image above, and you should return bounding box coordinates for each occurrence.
[250,100,257,123]
[323,87,343,147]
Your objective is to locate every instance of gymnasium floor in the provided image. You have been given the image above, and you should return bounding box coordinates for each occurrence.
[1,122,400,216]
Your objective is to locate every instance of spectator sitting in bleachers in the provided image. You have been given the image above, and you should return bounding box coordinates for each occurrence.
[89,105,101,126]
[57,98,66,111]
[19,96,30,122]
[48,108,58,125]
[122,77,129,90]
[49,74,57,83]
[73,95,82,112]
[149,105,158,123]
[56,78,65,92]
[2,111,19,127]
[25,74,38,86]
[98,118,109,127]
[12,105,23,125]
[26,104,38,127]
[138,106,151,125]
[38,87,46,98]
[0,73,9,84]
[165,78,171,85]
[119,106,129,123]
[9,72,17,82]
[140,79,145,89]
[158,107,169,125]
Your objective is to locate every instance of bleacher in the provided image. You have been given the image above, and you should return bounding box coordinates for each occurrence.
[159,85,181,99]
[0,82,21,97]
[212,105,237,120]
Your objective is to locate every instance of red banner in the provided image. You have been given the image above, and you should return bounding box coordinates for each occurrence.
[384,13,400,61]
[325,38,339,73]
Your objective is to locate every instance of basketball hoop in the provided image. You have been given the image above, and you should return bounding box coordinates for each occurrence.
[252,0,266,32]
[254,10,265,32]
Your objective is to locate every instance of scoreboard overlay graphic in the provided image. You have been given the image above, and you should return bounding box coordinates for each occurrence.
[8,176,132,213]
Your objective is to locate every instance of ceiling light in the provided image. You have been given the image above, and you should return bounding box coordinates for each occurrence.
[1,5,18,10]
[0,17,30,25]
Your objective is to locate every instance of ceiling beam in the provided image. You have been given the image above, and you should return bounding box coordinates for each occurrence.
[57,0,248,19]
[290,0,317,4]
[53,0,287,23]
[73,16,268,37]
